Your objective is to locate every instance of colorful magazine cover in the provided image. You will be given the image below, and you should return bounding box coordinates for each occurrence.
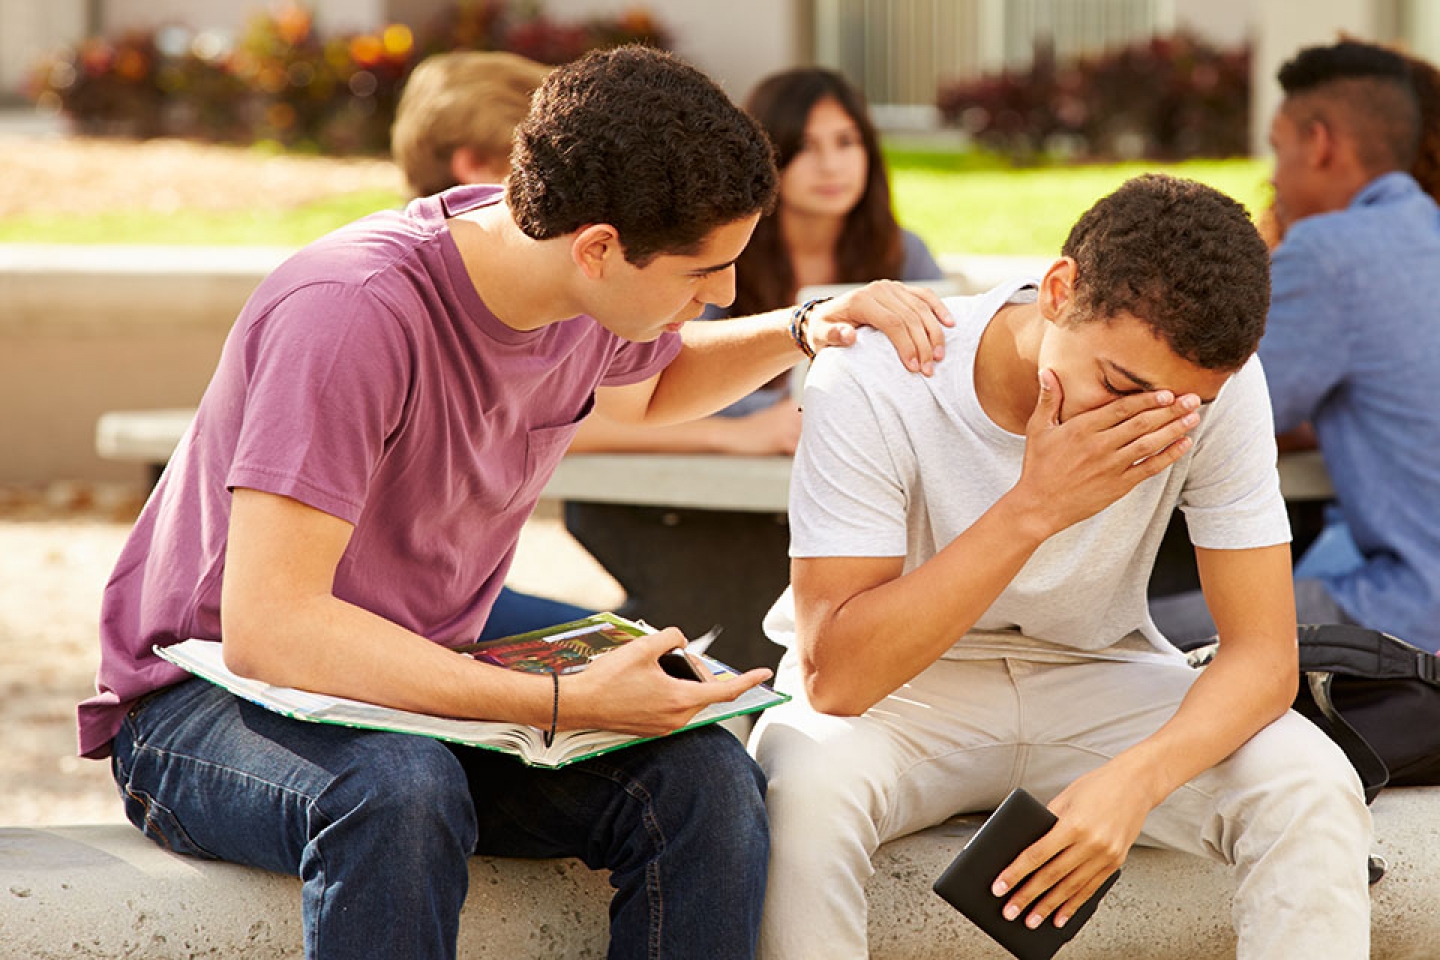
[462,615,646,675]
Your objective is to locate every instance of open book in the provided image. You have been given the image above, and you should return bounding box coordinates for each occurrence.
[154,613,789,769]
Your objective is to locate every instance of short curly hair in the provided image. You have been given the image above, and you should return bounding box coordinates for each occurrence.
[507,46,778,265]
[1061,174,1270,372]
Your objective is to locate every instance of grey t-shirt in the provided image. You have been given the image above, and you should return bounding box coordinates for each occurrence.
[764,279,1290,662]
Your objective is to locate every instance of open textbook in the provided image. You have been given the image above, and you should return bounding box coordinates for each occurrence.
[154,613,789,769]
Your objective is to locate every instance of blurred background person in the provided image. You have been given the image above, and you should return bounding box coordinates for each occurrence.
[1259,42,1440,248]
[390,50,551,197]
[1152,40,1440,655]
[1267,43,1440,586]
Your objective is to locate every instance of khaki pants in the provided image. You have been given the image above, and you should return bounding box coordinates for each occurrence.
[750,649,1372,960]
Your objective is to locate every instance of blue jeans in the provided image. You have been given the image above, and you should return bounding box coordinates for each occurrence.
[477,586,594,642]
[111,679,768,960]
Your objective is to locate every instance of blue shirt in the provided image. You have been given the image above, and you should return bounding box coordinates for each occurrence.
[1260,172,1440,651]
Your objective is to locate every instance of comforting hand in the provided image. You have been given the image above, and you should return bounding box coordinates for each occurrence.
[807,280,954,375]
[1013,368,1200,537]
[992,765,1154,931]
[562,627,772,736]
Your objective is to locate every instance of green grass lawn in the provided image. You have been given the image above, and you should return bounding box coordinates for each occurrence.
[0,188,406,247]
[0,147,1272,256]
[887,148,1273,256]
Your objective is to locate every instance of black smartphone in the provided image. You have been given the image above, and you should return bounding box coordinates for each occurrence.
[658,648,705,682]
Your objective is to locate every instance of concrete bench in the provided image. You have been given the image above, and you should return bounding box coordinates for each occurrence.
[5,787,1437,959]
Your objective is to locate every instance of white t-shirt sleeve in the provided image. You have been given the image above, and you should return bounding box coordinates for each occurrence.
[1178,355,1291,550]
[788,344,911,558]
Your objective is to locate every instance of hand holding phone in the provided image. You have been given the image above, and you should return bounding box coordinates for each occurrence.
[658,648,705,682]
[651,625,721,682]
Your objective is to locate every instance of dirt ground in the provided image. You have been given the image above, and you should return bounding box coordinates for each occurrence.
[0,488,623,828]
[0,136,622,827]
[1,135,404,217]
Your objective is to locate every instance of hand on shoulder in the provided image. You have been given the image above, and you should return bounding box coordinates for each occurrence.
[808,280,954,376]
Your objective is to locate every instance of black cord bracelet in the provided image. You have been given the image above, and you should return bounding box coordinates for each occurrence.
[543,669,559,748]
[789,296,831,359]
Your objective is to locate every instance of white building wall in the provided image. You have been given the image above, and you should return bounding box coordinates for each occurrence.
[94,0,386,37]
[0,0,87,101]
[1406,0,1440,62]
[1174,0,1253,47]
[3,0,801,106]
[1252,0,1388,152]
[542,0,802,102]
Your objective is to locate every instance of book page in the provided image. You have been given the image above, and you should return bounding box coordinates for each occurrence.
[154,638,545,757]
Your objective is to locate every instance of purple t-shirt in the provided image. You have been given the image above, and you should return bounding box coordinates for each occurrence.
[79,185,680,758]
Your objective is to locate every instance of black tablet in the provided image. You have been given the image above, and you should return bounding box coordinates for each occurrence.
[932,789,1120,960]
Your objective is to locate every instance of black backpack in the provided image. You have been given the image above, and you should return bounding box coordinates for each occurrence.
[1290,623,1440,802]
[1192,623,1440,803]
[1191,624,1440,886]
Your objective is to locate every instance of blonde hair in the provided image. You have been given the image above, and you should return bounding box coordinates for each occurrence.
[391,51,552,198]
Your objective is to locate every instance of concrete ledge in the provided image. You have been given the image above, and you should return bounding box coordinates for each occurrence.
[4,787,1437,959]
[0,245,292,337]
[0,245,292,483]
[871,786,1440,960]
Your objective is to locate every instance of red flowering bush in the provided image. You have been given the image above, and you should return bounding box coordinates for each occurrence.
[936,34,1250,163]
[27,1,671,154]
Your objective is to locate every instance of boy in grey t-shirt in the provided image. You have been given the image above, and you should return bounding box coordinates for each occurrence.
[751,175,1371,959]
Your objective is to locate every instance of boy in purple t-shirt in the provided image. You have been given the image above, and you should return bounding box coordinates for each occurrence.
[82,47,951,960]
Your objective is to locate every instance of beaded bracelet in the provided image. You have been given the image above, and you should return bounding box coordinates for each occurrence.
[788,296,832,359]
[543,670,559,748]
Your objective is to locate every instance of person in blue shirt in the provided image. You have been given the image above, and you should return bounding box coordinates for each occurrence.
[1152,41,1440,653]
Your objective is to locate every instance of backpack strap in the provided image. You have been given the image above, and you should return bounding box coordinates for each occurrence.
[1304,669,1390,804]
[1296,623,1440,686]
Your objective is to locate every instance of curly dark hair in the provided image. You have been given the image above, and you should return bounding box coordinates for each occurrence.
[732,68,903,316]
[507,45,778,265]
[1061,174,1269,372]
[1278,40,1420,176]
